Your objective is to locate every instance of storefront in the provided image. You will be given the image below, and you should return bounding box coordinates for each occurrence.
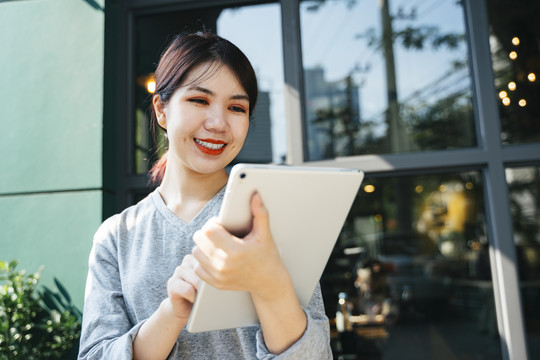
[1,0,537,358]
[104,1,539,358]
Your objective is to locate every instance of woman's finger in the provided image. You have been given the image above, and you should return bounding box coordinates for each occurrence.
[193,220,230,257]
[192,245,218,274]
[167,273,198,303]
[192,256,224,288]
[182,253,198,269]
[250,192,271,239]
[173,259,201,289]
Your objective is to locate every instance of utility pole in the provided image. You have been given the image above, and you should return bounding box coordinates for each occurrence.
[380,0,403,153]
[380,0,412,234]
[344,75,355,155]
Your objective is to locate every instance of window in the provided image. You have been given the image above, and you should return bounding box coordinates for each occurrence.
[300,0,475,161]
[132,2,284,178]
[322,170,502,359]
[487,0,540,145]
[506,165,540,359]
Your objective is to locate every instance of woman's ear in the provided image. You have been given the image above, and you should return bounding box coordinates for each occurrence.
[153,94,167,129]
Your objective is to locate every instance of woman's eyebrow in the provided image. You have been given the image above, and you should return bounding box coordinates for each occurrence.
[188,85,249,102]
[231,94,249,102]
[188,86,214,95]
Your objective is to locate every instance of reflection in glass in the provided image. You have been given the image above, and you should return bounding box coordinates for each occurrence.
[487,2,540,145]
[300,0,476,161]
[506,166,540,359]
[322,171,502,359]
[133,3,284,174]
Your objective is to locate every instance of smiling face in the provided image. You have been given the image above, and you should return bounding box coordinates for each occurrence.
[154,62,250,178]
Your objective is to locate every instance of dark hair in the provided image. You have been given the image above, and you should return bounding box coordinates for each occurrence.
[149,31,258,184]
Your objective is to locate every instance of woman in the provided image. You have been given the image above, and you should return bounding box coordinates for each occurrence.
[78,31,332,360]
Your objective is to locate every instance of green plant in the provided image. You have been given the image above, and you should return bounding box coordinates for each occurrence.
[0,260,81,360]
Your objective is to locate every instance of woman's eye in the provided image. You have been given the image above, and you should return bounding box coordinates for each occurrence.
[188,98,208,105]
[230,105,247,113]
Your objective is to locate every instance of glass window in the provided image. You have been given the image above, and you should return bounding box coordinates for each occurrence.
[133,2,284,175]
[322,171,502,359]
[300,0,476,161]
[506,166,540,359]
[487,2,540,145]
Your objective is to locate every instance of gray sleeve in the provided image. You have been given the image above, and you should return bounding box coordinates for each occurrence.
[77,216,142,360]
[255,284,333,360]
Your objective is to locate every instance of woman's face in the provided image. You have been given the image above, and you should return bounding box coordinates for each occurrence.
[155,63,250,177]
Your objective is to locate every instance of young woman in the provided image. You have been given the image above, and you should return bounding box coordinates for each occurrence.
[78,31,332,360]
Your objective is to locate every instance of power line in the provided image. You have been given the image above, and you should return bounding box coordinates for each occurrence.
[316,7,361,66]
[415,1,446,21]
[303,1,342,57]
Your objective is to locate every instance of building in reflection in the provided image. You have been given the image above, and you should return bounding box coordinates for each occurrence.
[304,67,361,161]
[234,90,273,164]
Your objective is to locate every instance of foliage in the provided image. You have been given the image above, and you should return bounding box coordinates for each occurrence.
[0,260,81,360]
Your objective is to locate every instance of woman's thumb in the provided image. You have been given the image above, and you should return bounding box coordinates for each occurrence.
[251,192,269,232]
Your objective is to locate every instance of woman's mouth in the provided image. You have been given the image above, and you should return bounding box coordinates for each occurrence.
[194,138,227,155]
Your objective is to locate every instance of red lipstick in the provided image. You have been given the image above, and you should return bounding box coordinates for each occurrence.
[194,138,227,156]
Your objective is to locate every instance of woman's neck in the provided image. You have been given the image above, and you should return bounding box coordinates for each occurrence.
[158,166,228,223]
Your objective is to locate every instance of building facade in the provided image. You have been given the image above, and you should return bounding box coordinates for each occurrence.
[1,0,539,359]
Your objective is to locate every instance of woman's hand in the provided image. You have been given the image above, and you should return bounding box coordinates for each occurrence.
[192,192,307,354]
[192,192,289,300]
[133,255,200,359]
[164,254,201,322]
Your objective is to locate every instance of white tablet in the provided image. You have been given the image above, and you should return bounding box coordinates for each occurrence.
[186,163,364,333]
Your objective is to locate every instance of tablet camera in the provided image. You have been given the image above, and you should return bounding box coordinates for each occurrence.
[239,172,246,179]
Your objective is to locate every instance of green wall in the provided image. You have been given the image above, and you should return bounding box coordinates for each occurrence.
[0,0,105,308]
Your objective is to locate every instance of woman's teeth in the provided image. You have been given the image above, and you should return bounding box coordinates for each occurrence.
[195,139,226,150]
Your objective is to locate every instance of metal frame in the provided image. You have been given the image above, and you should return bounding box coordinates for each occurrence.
[103,0,129,214]
[280,0,306,165]
[108,0,539,358]
[464,1,529,359]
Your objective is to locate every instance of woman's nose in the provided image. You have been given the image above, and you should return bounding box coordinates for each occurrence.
[204,106,228,132]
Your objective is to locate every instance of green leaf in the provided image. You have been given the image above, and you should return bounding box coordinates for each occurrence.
[41,289,59,312]
[8,259,19,270]
[53,278,71,304]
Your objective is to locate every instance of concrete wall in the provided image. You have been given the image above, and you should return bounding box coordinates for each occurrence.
[0,0,105,308]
